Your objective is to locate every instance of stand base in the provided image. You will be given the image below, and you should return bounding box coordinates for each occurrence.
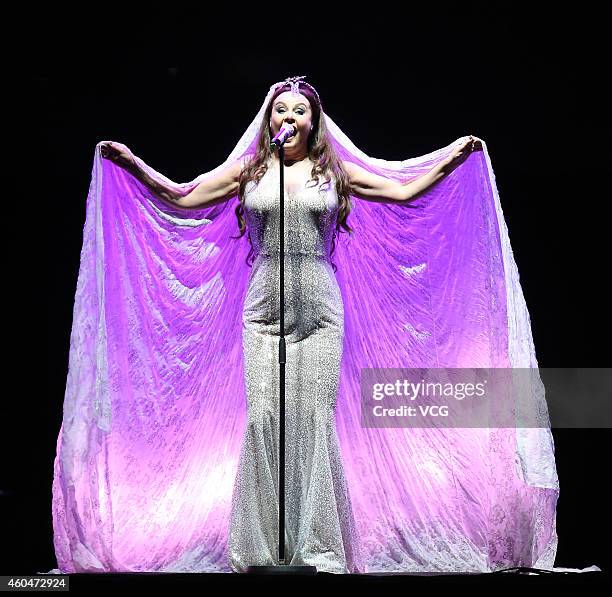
[245,565,318,575]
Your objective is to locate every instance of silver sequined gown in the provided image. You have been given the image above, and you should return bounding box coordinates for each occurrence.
[227,157,363,574]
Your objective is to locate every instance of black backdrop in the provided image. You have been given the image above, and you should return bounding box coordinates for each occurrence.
[10,4,609,577]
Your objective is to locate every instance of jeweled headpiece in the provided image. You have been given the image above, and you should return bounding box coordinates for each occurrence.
[273,75,322,107]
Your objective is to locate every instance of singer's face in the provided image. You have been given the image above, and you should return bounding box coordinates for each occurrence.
[270,92,313,151]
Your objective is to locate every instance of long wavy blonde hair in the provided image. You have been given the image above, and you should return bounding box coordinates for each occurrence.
[233,82,353,273]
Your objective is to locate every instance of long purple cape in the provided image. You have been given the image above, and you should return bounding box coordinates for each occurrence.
[51,92,559,573]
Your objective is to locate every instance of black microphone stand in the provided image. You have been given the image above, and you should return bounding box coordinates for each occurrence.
[245,143,317,575]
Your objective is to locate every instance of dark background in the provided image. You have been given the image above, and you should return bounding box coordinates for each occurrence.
[7,5,608,577]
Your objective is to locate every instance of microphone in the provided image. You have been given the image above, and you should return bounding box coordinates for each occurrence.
[270,123,297,150]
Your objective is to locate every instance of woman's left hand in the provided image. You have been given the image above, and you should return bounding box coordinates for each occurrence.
[441,135,483,173]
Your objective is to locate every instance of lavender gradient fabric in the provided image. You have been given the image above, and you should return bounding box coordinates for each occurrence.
[50,83,560,573]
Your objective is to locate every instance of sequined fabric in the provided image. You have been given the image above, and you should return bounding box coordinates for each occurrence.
[227,158,364,573]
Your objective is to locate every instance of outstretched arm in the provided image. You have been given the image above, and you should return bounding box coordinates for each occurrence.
[343,136,481,204]
[178,154,251,209]
[100,142,250,210]
[100,142,185,208]
[343,160,408,204]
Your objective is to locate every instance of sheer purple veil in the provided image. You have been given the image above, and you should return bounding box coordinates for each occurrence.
[50,81,559,573]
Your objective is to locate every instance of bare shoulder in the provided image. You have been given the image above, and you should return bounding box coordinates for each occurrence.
[341,159,375,187]
[180,154,254,209]
[226,153,253,180]
[341,159,358,179]
[341,159,372,184]
[238,153,254,172]
[340,159,405,204]
[226,153,254,178]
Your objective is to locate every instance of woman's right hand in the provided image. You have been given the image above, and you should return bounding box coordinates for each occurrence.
[100,142,136,171]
